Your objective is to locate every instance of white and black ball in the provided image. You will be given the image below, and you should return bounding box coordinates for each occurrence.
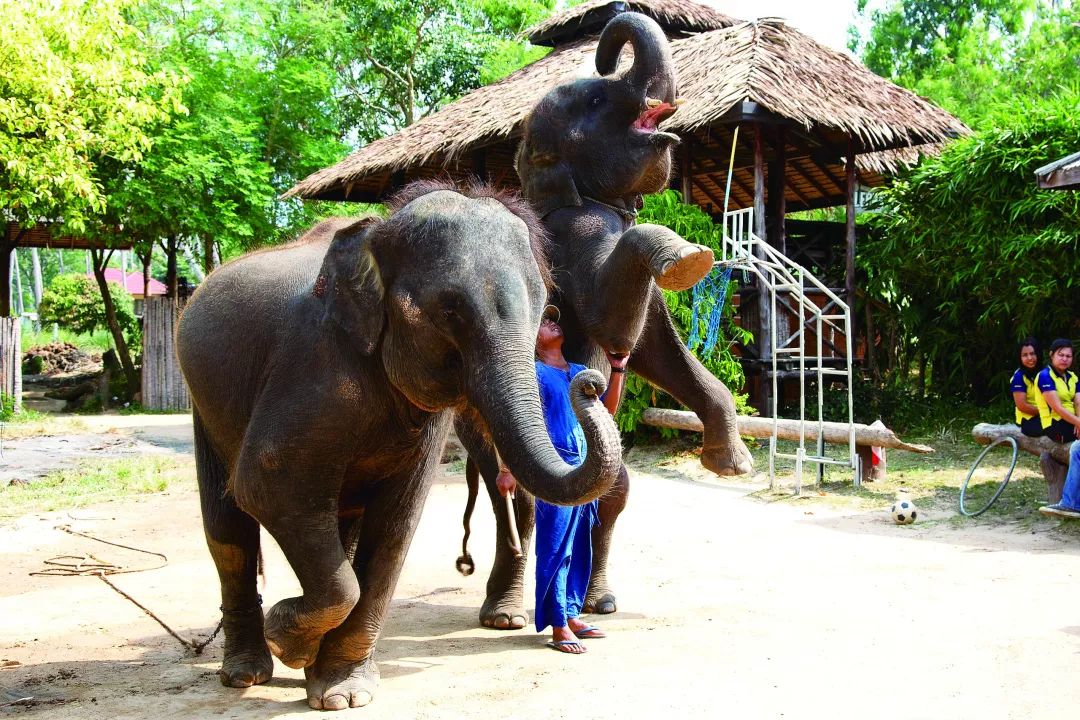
[891,499,918,525]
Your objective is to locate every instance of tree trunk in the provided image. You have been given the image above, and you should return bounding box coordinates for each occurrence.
[163,235,178,300]
[1,244,11,317]
[12,249,24,316]
[90,247,139,398]
[57,249,65,273]
[30,247,43,310]
[972,423,1071,465]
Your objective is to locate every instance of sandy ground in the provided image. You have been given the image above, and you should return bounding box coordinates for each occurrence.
[2,416,1079,719]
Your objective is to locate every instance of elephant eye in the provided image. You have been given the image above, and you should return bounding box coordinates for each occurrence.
[589,94,603,108]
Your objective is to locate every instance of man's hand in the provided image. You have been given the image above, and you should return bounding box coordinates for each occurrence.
[496,468,517,498]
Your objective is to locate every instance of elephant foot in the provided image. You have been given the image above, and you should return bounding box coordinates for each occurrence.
[264,598,327,669]
[219,609,273,688]
[480,592,528,630]
[654,244,714,292]
[583,589,617,615]
[305,655,379,711]
[702,441,755,477]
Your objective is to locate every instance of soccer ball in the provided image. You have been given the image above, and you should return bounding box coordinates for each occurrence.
[891,499,918,525]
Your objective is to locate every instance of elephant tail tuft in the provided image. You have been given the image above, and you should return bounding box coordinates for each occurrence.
[456,456,480,576]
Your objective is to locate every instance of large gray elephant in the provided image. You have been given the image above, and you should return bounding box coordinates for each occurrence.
[459,12,754,630]
[176,182,623,711]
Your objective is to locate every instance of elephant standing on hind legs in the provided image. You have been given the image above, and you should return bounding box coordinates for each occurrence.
[459,12,754,630]
[176,181,623,711]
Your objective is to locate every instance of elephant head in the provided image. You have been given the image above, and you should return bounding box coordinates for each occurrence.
[515,12,679,216]
[318,181,622,505]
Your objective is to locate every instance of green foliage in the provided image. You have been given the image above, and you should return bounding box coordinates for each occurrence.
[615,191,753,435]
[37,274,139,343]
[335,0,554,140]
[0,0,183,234]
[850,1,1080,126]
[0,393,14,422]
[858,88,1080,403]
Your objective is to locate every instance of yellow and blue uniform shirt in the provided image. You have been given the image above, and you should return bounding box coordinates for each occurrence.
[1010,367,1040,424]
[1035,366,1078,428]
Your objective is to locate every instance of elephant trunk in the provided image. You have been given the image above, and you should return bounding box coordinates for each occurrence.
[595,12,676,104]
[466,338,622,506]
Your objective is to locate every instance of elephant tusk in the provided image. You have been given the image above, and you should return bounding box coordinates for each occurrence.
[673,98,686,106]
[646,97,662,108]
[505,493,523,558]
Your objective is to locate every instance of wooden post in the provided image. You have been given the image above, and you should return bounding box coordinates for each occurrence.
[141,296,191,410]
[766,127,786,254]
[754,123,772,416]
[0,243,11,317]
[0,316,20,413]
[845,140,857,309]
[681,136,693,203]
[471,149,488,183]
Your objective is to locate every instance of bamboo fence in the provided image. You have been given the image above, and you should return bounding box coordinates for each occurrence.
[0,317,21,414]
[141,298,190,411]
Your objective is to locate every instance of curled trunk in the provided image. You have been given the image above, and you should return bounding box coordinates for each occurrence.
[595,12,676,103]
[468,349,622,506]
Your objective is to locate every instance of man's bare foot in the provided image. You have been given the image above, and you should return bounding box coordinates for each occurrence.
[548,625,586,654]
[568,617,606,639]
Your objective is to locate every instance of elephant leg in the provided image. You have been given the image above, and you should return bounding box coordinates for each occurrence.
[232,455,359,671]
[583,464,629,614]
[630,289,754,476]
[305,450,442,710]
[480,453,535,630]
[575,223,712,354]
[455,415,532,630]
[194,413,272,688]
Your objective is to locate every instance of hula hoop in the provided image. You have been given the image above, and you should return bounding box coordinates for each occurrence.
[959,436,1019,517]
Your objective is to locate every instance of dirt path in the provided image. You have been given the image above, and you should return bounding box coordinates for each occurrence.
[2,418,1079,719]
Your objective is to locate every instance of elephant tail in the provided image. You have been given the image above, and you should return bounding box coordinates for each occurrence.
[455,456,479,576]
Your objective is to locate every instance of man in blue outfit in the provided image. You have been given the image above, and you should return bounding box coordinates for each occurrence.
[497,305,627,654]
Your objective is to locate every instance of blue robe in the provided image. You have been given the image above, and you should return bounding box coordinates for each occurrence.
[533,361,600,632]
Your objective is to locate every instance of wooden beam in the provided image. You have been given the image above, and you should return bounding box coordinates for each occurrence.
[695,180,728,214]
[845,140,857,308]
[818,162,847,196]
[787,179,814,207]
[792,158,836,200]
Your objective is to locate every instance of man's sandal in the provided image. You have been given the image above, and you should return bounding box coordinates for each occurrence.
[572,626,606,639]
[547,640,586,654]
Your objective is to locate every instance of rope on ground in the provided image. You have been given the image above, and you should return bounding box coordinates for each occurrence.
[30,525,222,655]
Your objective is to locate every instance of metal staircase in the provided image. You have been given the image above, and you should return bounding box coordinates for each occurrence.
[720,208,858,491]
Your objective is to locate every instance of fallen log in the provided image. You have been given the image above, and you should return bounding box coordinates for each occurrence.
[640,408,934,453]
[971,423,1072,465]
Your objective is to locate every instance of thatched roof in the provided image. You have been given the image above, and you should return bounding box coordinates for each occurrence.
[528,0,739,47]
[1035,150,1080,191]
[287,17,967,212]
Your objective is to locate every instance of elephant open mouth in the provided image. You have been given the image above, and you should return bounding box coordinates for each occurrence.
[632,99,679,135]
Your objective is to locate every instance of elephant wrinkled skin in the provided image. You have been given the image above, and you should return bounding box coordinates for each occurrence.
[177,182,623,710]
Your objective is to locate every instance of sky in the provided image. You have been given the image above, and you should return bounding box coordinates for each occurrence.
[701,0,866,53]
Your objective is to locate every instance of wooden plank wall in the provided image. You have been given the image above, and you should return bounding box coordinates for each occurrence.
[0,317,21,413]
[141,297,190,411]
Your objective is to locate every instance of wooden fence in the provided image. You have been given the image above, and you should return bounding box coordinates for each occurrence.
[141,297,190,411]
[0,317,21,414]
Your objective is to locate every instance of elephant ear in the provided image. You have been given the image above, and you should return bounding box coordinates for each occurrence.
[318,217,385,355]
[514,129,581,219]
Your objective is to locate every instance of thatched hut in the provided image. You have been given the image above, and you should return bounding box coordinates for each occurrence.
[287,0,966,408]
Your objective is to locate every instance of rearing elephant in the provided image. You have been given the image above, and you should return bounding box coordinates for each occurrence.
[177,182,623,711]
[459,12,754,630]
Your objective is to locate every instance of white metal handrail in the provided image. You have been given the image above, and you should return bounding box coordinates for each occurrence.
[722,207,858,491]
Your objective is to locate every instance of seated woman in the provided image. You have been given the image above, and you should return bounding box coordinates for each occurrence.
[1035,338,1080,443]
[1010,337,1043,437]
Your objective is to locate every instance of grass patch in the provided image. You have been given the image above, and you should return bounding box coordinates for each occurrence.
[0,456,194,520]
[0,411,89,439]
[744,429,1055,525]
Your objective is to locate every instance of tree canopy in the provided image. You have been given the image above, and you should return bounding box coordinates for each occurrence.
[0,0,183,234]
